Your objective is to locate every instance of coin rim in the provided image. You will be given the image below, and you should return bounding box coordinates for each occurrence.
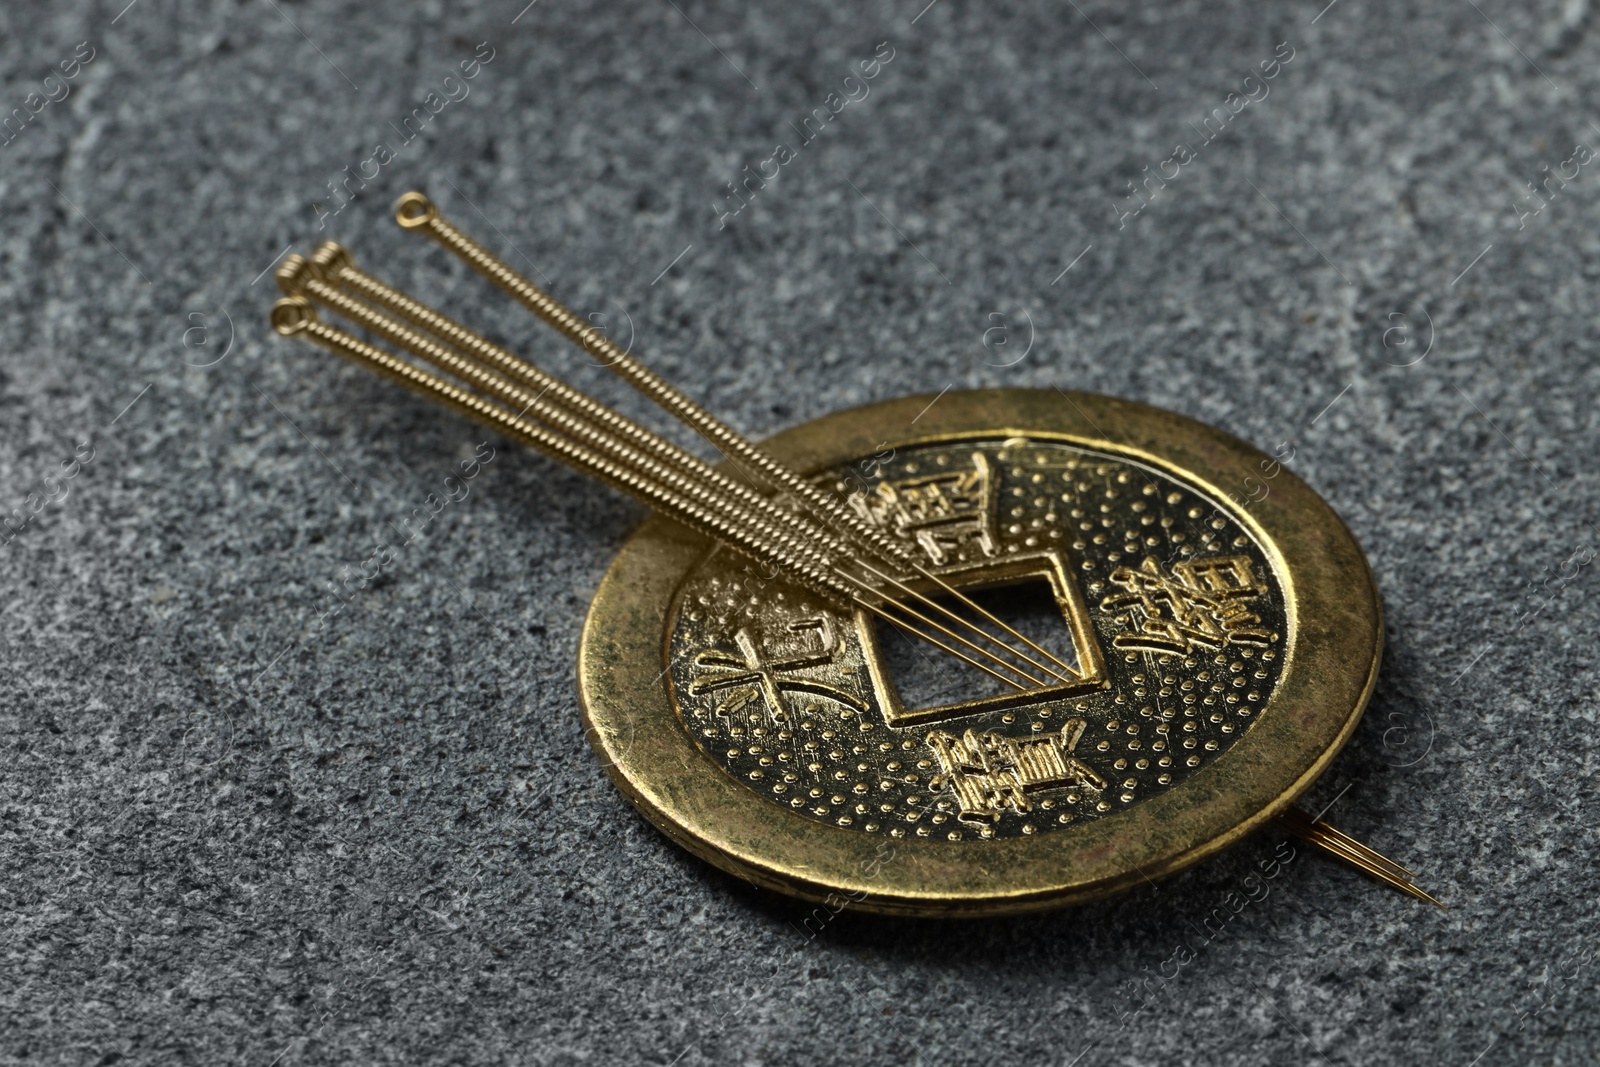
[578,388,1382,917]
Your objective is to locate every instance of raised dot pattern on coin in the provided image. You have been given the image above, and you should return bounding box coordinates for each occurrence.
[666,437,1286,841]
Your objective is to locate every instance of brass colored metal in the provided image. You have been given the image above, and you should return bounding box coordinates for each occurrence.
[392,191,922,574]
[1273,805,1443,907]
[267,196,1431,916]
[910,561,1080,679]
[275,256,854,599]
[271,263,1064,688]
[268,296,854,600]
[579,389,1391,916]
[297,243,867,576]
[277,241,1068,691]
[853,560,1074,686]
[833,568,1049,690]
[851,551,1109,729]
[846,592,1034,693]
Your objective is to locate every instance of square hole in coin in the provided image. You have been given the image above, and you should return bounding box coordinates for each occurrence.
[873,576,1082,712]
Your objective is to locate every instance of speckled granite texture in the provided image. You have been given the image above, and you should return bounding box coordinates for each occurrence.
[3,0,1599,1063]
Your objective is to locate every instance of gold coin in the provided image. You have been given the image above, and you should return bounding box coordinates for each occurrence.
[578,388,1381,916]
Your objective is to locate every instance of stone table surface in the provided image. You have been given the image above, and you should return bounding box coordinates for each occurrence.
[3,0,1598,1064]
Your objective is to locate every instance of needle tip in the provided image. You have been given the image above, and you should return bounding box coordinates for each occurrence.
[1275,805,1445,909]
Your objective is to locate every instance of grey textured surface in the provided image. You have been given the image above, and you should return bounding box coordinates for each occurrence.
[3,0,1598,1063]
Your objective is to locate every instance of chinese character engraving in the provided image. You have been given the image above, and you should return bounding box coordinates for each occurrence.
[689,616,868,723]
[926,719,1106,824]
[847,452,999,564]
[1099,554,1275,656]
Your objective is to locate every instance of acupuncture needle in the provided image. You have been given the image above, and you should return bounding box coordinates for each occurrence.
[281,252,1062,687]
[270,297,1045,690]
[1273,805,1444,908]
[387,192,1079,684]
[269,219,1446,908]
[393,191,919,571]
